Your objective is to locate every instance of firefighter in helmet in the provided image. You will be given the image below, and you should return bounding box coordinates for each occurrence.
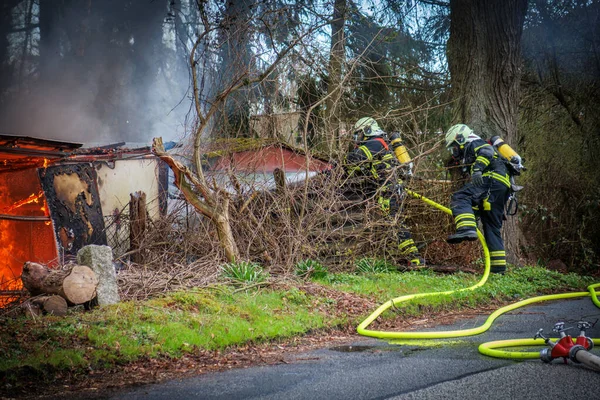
[444,123,511,274]
[346,117,425,267]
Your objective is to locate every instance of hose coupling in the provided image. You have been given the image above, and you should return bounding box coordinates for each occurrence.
[568,345,587,363]
[540,348,554,363]
[538,322,595,364]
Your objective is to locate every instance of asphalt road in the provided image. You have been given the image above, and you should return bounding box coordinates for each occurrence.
[109,297,600,400]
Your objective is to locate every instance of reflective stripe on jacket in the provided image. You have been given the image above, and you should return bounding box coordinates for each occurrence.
[346,137,395,180]
[464,139,510,188]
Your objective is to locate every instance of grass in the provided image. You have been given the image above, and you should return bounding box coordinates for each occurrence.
[0,264,596,384]
[315,265,596,318]
[0,286,328,376]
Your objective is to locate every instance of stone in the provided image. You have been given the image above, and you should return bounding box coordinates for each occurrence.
[77,245,120,306]
[547,259,568,273]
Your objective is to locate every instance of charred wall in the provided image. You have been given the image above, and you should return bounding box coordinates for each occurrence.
[38,163,107,257]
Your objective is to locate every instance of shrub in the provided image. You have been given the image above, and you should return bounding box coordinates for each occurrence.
[220,261,268,285]
[295,259,328,279]
[355,258,394,274]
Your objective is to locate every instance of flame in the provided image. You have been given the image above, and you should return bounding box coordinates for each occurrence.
[0,169,58,306]
[3,191,45,213]
[43,158,49,168]
[0,218,23,303]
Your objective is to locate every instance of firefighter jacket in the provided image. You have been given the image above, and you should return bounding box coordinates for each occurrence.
[461,138,511,189]
[345,136,397,185]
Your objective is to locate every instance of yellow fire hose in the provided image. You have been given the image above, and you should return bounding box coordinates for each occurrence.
[356,189,600,361]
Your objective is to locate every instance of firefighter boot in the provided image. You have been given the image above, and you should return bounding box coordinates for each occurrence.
[410,255,426,267]
[447,229,478,244]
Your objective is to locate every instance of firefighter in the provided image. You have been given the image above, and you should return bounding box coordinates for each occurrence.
[346,117,425,267]
[444,123,511,274]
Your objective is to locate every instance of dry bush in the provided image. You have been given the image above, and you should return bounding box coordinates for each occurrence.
[109,202,224,300]
[109,152,486,301]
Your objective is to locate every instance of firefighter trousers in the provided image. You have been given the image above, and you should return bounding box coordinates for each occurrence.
[450,178,510,273]
[381,185,422,264]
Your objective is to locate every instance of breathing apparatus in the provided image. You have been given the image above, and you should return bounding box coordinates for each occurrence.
[487,135,527,215]
[489,135,526,176]
[388,131,414,177]
[388,132,411,164]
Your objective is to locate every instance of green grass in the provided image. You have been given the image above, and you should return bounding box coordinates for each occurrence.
[315,265,596,318]
[0,286,327,377]
[0,265,595,383]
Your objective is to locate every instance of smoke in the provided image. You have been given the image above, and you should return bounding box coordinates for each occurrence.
[0,0,194,145]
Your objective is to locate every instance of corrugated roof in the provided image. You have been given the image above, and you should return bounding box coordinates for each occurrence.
[0,134,82,173]
[0,134,157,173]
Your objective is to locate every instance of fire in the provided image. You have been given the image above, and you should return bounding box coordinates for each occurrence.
[0,168,58,307]
[3,191,45,213]
[0,219,23,307]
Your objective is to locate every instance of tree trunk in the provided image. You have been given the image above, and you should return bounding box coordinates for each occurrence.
[217,0,255,137]
[0,0,21,105]
[447,0,528,264]
[152,137,240,262]
[21,262,98,305]
[38,0,66,84]
[324,0,347,153]
[214,198,239,263]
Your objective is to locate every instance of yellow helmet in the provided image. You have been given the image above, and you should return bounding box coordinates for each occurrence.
[353,117,383,140]
[444,124,472,149]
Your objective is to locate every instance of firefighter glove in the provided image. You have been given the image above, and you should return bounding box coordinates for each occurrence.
[471,171,484,187]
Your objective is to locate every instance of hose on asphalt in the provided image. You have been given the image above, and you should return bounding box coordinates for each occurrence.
[356,189,600,364]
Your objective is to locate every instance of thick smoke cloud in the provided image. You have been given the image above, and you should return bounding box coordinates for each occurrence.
[0,0,193,145]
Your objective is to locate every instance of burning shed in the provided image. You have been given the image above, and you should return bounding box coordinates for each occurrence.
[0,135,81,302]
[0,135,168,305]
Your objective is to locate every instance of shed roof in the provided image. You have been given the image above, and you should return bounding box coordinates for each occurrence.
[0,134,156,173]
[0,134,82,173]
[203,137,329,161]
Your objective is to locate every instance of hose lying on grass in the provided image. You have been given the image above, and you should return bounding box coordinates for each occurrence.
[356,190,599,367]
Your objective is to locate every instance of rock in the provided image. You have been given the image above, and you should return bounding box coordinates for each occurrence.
[77,245,120,306]
[547,259,568,273]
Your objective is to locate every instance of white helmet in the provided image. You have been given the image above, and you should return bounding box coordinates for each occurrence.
[353,117,383,141]
[444,124,472,149]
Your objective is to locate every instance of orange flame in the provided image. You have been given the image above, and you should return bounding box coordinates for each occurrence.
[0,169,58,307]
[3,191,45,213]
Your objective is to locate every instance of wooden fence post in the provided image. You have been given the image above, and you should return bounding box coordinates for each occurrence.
[129,191,147,264]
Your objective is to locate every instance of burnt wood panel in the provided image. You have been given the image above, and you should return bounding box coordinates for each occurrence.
[39,163,107,258]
